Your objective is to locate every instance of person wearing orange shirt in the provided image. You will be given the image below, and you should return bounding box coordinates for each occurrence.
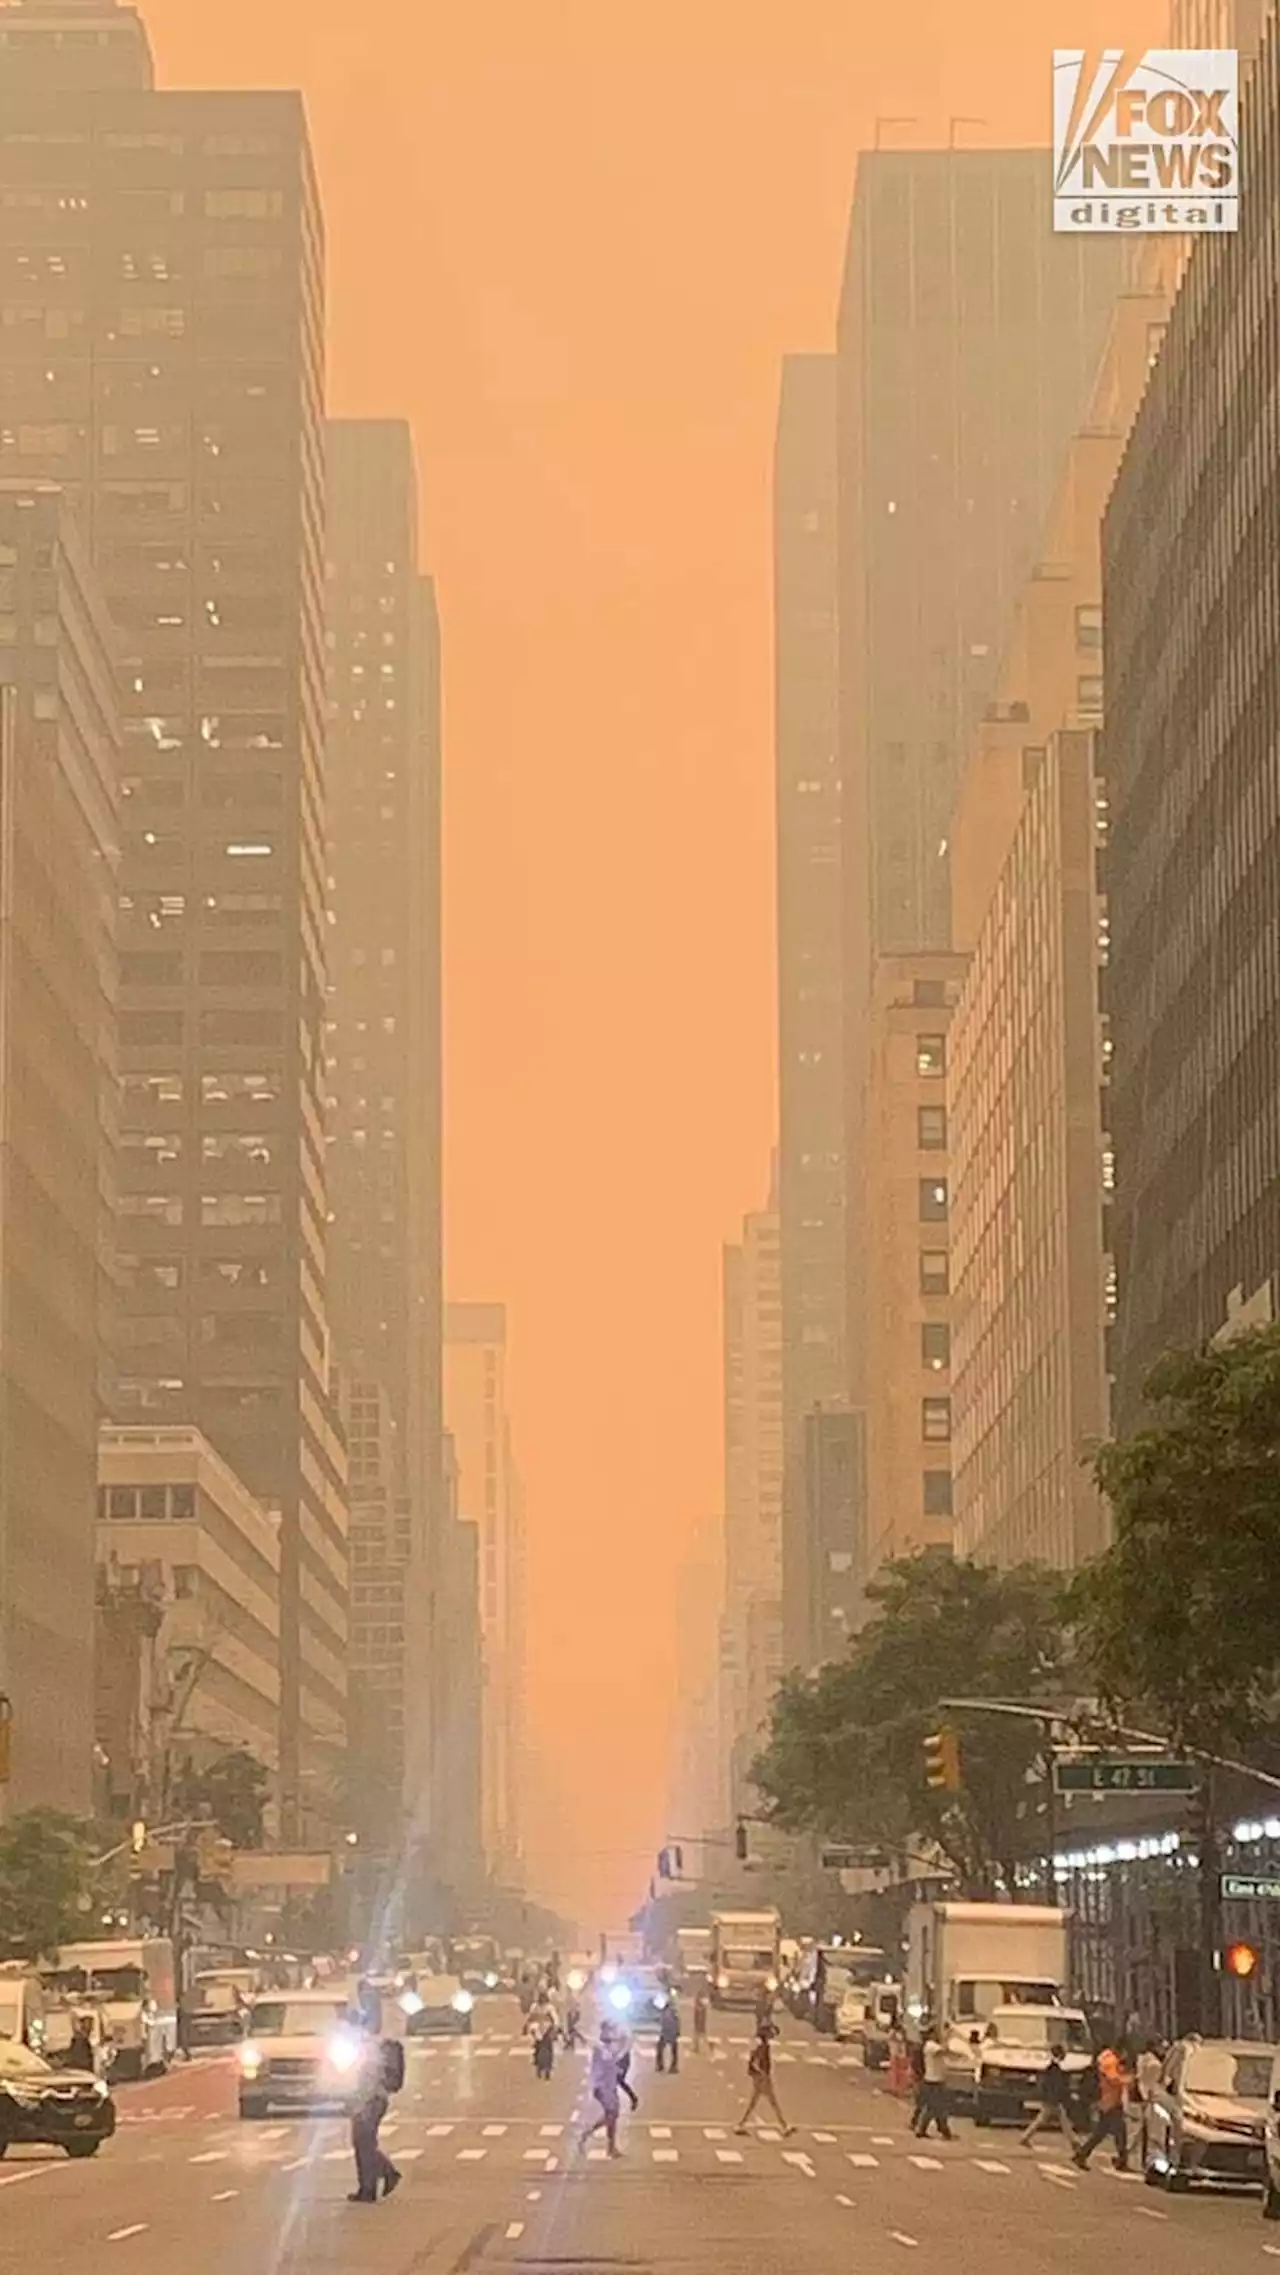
[1072,2044,1132,2171]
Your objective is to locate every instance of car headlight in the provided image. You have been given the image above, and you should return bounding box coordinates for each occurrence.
[326,2032,361,2074]
[399,1991,424,2017]
[766,1976,779,1992]
[567,1969,586,1994]
[717,1974,729,1991]
[484,1973,499,1989]
[609,1984,633,2011]
[654,1992,669,2009]
[239,2043,263,2076]
[452,1990,474,2015]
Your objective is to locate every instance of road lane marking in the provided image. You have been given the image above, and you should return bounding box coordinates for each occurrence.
[457,2147,487,2161]
[483,2124,508,2136]
[783,2151,815,2175]
[871,2134,896,2146]
[650,2126,672,2139]
[758,2128,781,2142]
[397,2148,425,2161]
[189,2150,229,2164]
[974,2159,1010,2174]
[0,2169,55,2189]
[427,2123,455,2136]
[775,2052,796,2063]
[652,2148,678,2162]
[716,2149,743,2164]
[505,2223,525,2240]
[890,2234,919,2251]
[107,2227,148,2243]
[281,2157,308,2172]
[527,2189,543,2201]
[211,2190,239,2202]
[539,2123,563,2137]
[323,2148,348,2163]
[477,2047,502,2058]
[908,2155,942,2171]
[812,2131,837,2144]
[260,2126,289,2139]
[836,2193,853,2206]
[587,2147,608,2161]
[1039,2166,1076,2189]
[848,2153,879,2168]
[1135,2206,1167,2220]
[704,2127,727,2140]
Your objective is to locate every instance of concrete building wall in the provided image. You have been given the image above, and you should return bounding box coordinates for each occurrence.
[720,1186,782,1806]
[443,1302,524,1888]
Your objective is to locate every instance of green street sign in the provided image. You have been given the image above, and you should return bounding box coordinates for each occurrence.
[1053,1756,1197,1795]
[1222,1873,1280,1902]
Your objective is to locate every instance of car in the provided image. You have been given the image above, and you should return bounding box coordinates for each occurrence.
[237,1989,369,2119]
[399,1972,474,2036]
[601,1967,674,2034]
[833,1981,904,2064]
[0,2039,117,2159]
[969,2004,1093,2124]
[1145,2034,1275,2193]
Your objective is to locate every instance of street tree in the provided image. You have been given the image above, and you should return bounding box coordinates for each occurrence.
[0,1808,95,1960]
[171,1747,269,1849]
[750,1550,1068,1894]
[1071,1325,1280,2030]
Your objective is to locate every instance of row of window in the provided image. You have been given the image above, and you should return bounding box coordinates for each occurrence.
[118,1191,283,1226]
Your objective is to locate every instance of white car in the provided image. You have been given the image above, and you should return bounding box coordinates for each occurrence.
[237,1990,368,2119]
[834,1986,873,2043]
[970,2004,1093,2123]
[400,1972,474,2037]
[1147,2035,1273,2192]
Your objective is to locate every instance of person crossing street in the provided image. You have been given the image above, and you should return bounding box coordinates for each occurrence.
[1020,2043,1079,2149]
[735,2018,796,2136]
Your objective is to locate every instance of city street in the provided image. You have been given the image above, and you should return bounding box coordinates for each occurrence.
[1,2003,1275,2274]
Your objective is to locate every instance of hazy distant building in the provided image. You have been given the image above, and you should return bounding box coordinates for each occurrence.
[836,150,1123,1587]
[0,482,118,1817]
[1104,11,1280,1429]
[773,353,848,1675]
[437,1435,483,1905]
[324,421,444,1855]
[96,1423,281,1806]
[720,1181,782,1807]
[0,24,349,1831]
[339,1373,410,1852]
[443,1303,525,1889]
[947,290,1165,1571]
[863,954,965,1590]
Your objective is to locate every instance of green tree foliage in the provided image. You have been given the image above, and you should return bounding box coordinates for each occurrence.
[172,1748,269,1849]
[1072,1326,1280,1756]
[750,1550,1068,1893]
[0,1809,95,1960]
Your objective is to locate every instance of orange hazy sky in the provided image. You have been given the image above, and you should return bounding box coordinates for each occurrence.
[143,0,1158,1926]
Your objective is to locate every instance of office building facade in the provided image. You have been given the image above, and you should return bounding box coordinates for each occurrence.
[774,352,847,1675]
[863,953,965,1589]
[1104,10,1280,1430]
[0,23,348,1828]
[324,420,444,1855]
[0,480,118,1816]
[836,152,1122,1591]
[720,1183,782,1806]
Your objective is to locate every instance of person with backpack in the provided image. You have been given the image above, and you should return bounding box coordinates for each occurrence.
[347,2021,404,2204]
[1020,2042,1078,2148]
[735,2019,796,2136]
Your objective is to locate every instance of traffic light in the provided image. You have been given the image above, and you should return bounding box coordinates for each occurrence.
[735,1820,749,1862]
[923,1726,961,1793]
[1225,1940,1259,1979]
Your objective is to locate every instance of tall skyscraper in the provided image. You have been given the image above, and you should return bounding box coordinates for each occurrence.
[836,150,1122,1598]
[324,420,444,1863]
[443,1302,525,1890]
[719,1178,782,1810]
[0,7,348,1830]
[0,481,118,1816]
[1104,9,1280,1430]
[773,353,846,1676]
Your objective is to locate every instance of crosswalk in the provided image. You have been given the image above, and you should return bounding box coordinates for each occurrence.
[410,2037,857,2069]
[187,2114,1092,2184]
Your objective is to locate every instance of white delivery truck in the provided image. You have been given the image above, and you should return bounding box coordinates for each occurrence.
[44,1938,178,2080]
[905,1902,1072,2103]
[709,1909,781,2009]
[675,1926,712,1984]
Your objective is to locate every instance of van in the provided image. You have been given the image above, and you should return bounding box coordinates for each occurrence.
[42,1939,177,2080]
[0,1965,73,2060]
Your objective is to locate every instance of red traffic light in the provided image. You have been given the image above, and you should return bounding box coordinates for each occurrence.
[1225,1941,1259,1979]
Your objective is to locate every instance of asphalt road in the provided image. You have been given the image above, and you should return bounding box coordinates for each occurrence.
[1,1998,1277,2273]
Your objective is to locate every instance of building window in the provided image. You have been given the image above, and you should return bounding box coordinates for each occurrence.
[921,1322,950,1370]
[917,1034,946,1077]
[169,1485,195,1520]
[1075,602,1103,651]
[172,1566,197,1600]
[1077,673,1104,715]
[919,1178,949,1223]
[923,1470,953,1518]
[919,1249,949,1296]
[917,1105,946,1150]
[922,1397,952,1443]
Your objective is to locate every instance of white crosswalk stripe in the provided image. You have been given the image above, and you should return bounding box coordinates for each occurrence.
[716,2148,743,2164]
[974,2159,1010,2175]
[652,2148,679,2163]
[908,2155,942,2171]
[848,2152,880,2168]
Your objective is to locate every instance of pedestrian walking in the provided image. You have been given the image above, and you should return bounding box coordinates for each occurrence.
[614,2023,639,2111]
[1020,2043,1078,2149]
[347,2028,403,2203]
[692,1986,709,2052]
[1135,2039,1163,2162]
[655,1995,680,2074]
[912,2026,954,2141]
[578,2022,623,2158]
[735,2019,796,2136]
[564,1994,584,2050]
[1072,2044,1133,2172]
[886,2023,911,2099]
[527,1992,558,2080]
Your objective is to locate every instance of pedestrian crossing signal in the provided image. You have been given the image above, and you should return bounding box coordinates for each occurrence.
[923,1727,961,1793]
[1225,1940,1259,1978]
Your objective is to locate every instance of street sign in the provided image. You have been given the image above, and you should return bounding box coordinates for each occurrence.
[1222,1873,1280,1902]
[1053,1755,1197,1795]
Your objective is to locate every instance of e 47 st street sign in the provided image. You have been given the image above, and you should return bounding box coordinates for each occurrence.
[1053,1755,1197,1795]
[1222,1873,1280,1902]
